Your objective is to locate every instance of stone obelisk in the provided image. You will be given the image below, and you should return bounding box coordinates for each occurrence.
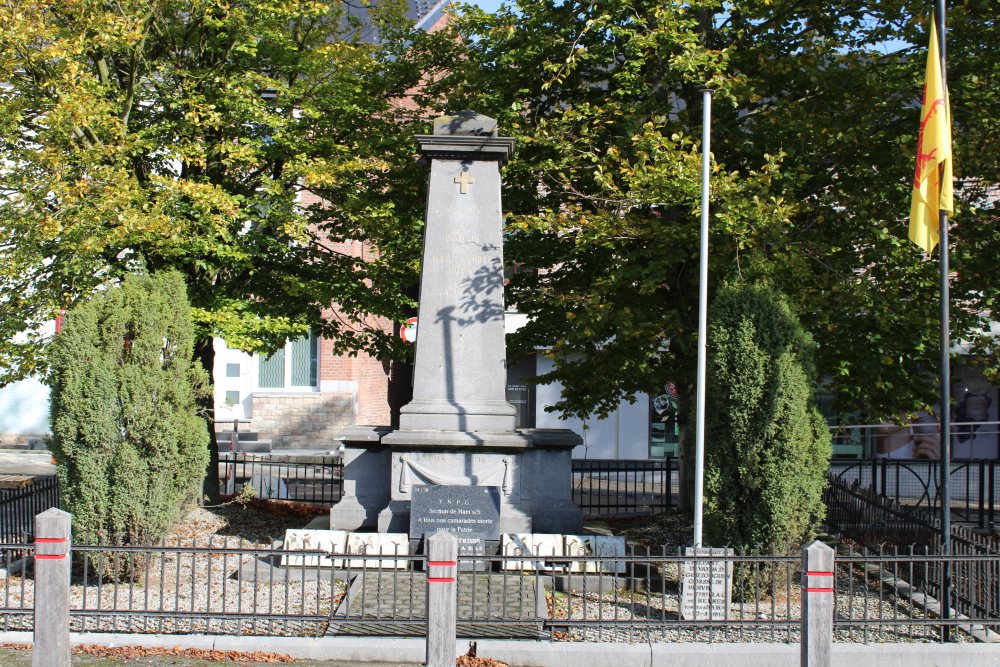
[389,112,519,436]
[331,111,582,535]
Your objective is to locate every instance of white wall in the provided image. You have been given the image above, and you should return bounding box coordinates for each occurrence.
[0,377,50,436]
[213,338,254,423]
[533,354,651,460]
[0,320,56,439]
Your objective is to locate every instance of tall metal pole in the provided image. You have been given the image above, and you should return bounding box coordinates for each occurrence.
[693,88,712,548]
[934,0,952,642]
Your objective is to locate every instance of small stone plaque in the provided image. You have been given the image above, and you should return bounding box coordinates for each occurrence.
[501,533,536,570]
[281,529,347,568]
[680,547,734,620]
[566,535,626,574]
[500,533,565,571]
[409,485,501,540]
[344,533,409,569]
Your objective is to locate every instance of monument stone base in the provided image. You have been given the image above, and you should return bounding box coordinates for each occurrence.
[330,427,584,535]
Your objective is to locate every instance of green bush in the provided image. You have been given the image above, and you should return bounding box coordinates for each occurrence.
[48,272,208,573]
[704,284,831,561]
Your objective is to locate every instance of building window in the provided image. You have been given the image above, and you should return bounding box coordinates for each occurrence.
[257,333,318,390]
[225,391,240,406]
[226,363,241,378]
[259,348,286,388]
[506,354,536,429]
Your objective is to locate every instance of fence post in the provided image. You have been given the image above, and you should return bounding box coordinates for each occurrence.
[800,540,834,667]
[33,508,72,667]
[978,460,986,528]
[425,529,458,667]
[989,460,996,528]
[666,456,673,510]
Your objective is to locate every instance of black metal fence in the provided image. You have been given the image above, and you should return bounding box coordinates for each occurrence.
[834,548,1000,642]
[3,537,996,642]
[0,476,60,543]
[219,454,342,505]
[825,474,1000,638]
[571,458,673,517]
[0,538,344,636]
[830,458,998,527]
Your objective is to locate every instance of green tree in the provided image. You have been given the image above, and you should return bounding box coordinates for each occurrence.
[48,272,208,573]
[439,0,1000,508]
[704,284,831,555]
[0,0,452,496]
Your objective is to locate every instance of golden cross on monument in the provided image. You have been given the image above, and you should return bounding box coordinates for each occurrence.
[454,170,475,194]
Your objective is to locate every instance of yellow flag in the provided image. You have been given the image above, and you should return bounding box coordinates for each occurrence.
[909,18,953,254]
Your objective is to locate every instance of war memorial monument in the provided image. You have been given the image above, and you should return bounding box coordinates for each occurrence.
[329,111,584,540]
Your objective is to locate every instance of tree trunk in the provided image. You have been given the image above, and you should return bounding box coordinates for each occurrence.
[195,337,221,503]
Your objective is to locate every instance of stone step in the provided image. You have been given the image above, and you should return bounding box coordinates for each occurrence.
[216,439,272,454]
[272,441,346,452]
[215,430,261,442]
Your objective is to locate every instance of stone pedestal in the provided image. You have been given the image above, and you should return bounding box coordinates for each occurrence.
[330,428,583,534]
[328,427,392,532]
[329,111,583,536]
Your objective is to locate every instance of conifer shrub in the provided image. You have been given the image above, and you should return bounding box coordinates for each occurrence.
[48,272,208,577]
[704,284,831,589]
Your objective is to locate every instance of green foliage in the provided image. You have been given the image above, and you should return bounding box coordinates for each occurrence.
[439,0,1000,425]
[704,284,831,556]
[0,0,455,383]
[48,272,209,573]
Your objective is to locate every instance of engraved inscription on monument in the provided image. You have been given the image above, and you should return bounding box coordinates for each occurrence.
[410,485,501,570]
[410,485,501,538]
[680,547,734,620]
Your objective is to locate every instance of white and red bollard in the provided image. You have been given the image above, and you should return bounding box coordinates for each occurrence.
[800,540,835,667]
[33,508,72,667]
[425,529,458,667]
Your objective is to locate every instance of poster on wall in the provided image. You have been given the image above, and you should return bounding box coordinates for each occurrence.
[951,365,998,460]
[875,412,940,460]
[874,365,998,460]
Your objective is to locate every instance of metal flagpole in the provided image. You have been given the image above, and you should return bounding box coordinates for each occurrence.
[934,0,952,642]
[693,88,712,548]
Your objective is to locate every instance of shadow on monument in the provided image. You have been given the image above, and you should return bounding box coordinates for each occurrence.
[435,305,484,449]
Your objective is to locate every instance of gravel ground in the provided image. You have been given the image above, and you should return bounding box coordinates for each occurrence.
[2,504,345,637]
[0,647,422,666]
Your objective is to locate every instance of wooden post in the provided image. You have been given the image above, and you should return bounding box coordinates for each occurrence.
[425,529,458,667]
[33,508,72,667]
[800,540,834,667]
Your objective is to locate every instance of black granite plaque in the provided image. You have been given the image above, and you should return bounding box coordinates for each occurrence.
[409,485,501,540]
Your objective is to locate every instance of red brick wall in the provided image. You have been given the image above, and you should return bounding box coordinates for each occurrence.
[318,319,412,428]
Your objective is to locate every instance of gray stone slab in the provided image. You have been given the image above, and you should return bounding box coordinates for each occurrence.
[6,633,999,667]
[330,571,545,640]
[381,430,532,449]
[433,111,498,137]
[0,450,55,476]
[410,485,501,540]
[336,426,393,444]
